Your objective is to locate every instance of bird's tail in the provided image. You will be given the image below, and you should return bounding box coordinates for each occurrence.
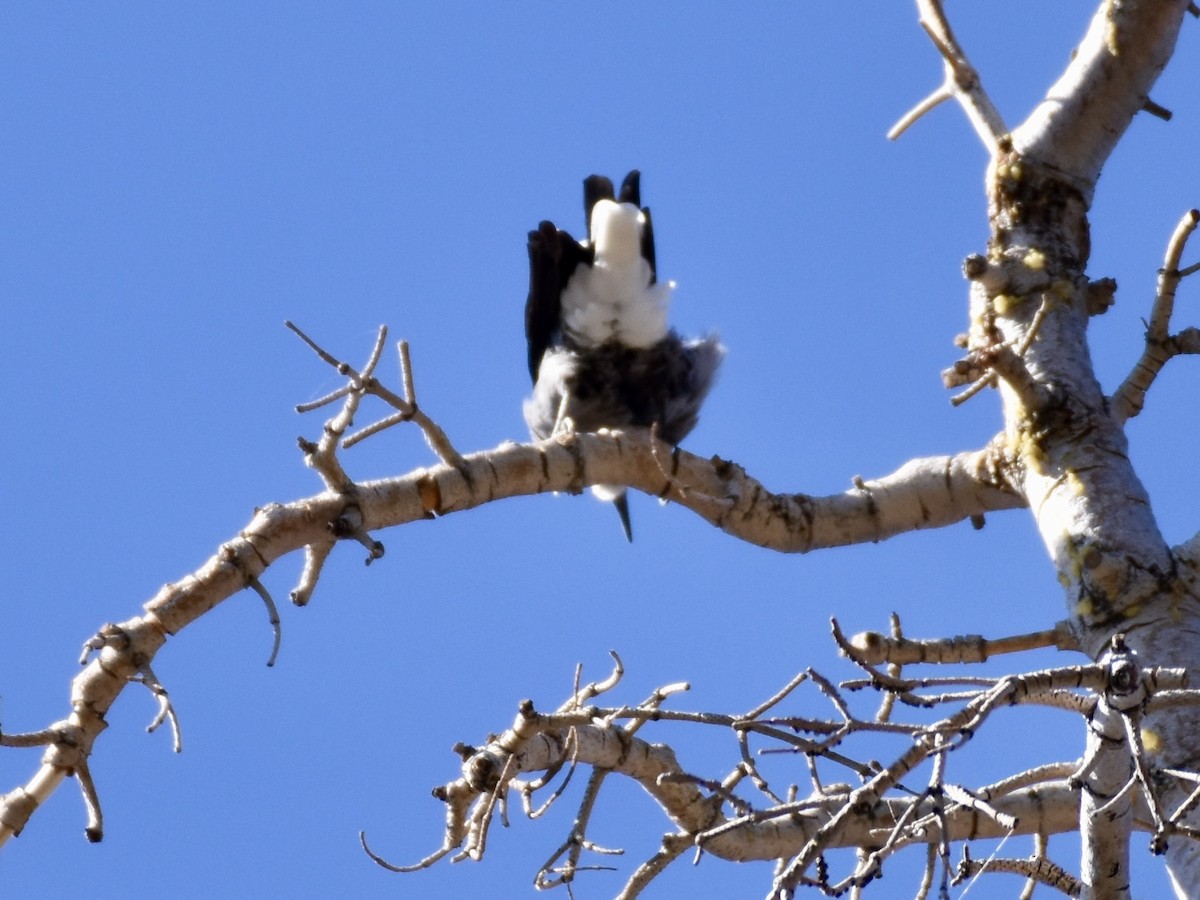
[612,492,633,543]
[592,485,634,542]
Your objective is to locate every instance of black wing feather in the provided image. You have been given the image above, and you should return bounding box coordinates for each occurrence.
[618,170,641,206]
[640,206,657,284]
[524,220,590,382]
[619,171,655,282]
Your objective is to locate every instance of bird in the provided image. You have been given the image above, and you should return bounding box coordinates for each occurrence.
[523,170,724,541]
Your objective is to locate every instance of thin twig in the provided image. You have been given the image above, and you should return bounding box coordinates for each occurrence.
[891,0,1007,152]
[76,759,103,842]
[290,539,334,606]
[888,86,952,140]
[1111,209,1200,424]
[247,577,282,667]
[135,662,182,753]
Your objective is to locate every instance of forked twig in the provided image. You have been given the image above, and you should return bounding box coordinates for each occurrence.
[288,322,465,472]
[890,0,1007,152]
[1111,209,1200,424]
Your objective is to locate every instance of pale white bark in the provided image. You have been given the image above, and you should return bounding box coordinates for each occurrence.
[1,2,1197,895]
[0,432,1021,846]
[414,710,1086,866]
[978,3,1199,894]
[1013,0,1192,194]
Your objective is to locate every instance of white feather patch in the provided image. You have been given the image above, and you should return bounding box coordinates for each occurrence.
[561,199,673,349]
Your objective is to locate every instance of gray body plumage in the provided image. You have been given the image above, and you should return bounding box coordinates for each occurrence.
[523,171,724,539]
[523,336,723,446]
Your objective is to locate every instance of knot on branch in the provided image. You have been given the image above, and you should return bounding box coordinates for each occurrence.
[1102,634,1148,709]
[0,789,37,837]
[38,721,93,772]
[78,619,170,684]
[79,622,133,668]
[960,250,1059,299]
[462,746,515,794]
[328,504,385,564]
[1086,277,1117,316]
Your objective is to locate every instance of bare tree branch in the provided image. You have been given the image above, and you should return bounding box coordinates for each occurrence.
[354,640,1195,896]
[1012,1,1193,193]
[890,0,1007,150]
[953,846,1083,896]
[0,343,1026,850]
[4,3,1199,895]
[1111,208,1200,424]
[848,620,1079,666]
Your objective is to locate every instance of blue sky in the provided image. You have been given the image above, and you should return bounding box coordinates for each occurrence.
[2,4,1198,898]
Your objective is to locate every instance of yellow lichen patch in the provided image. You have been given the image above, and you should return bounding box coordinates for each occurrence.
[994,294,1020,315]
[1060,531,1085,580]
[1142,728,1161,754]
[1065,554,1082,581]
[1123,603,1142,618]
[1051,279,1074,300]
[996,162,1024,181]
[1065,471,1086,497]
[1014,430,1046,474]
[1024,249,1046,271]
[1074,596,1094,616]
[1058,571,1071,588]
